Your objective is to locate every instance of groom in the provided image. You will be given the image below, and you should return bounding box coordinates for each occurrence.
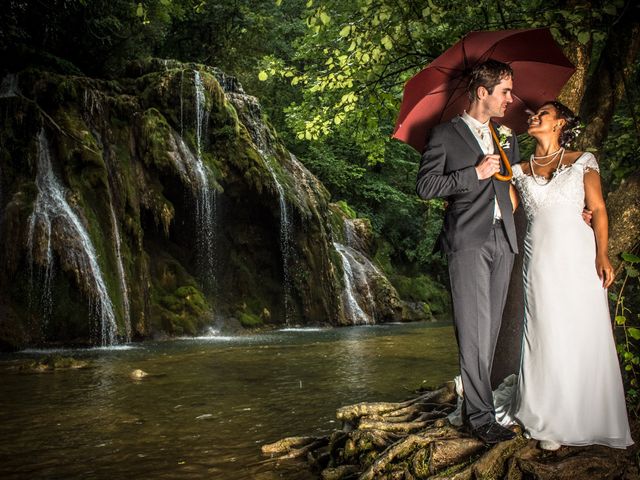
[416,60,519,444]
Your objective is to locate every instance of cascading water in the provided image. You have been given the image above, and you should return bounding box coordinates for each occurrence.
[82,90,132,342]
[168,70,219,292]
[193,71,218,291]
[194,71,208,158]
[108,203,132,342]
[333,243,372,325]
[263,160,293,324]
[220,86,294,323]
[27,129,118,345]
[175,142,217,290]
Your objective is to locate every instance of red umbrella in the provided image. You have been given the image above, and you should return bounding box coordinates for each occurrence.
[392,28,575,152]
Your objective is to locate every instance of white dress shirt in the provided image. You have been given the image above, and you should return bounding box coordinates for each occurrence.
[460,112,502,220]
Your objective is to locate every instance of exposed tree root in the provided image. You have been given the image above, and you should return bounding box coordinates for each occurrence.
[263,383,638,479]
[262,436,328,457]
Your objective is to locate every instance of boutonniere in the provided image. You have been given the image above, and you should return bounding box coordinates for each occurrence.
[497,125,512,150]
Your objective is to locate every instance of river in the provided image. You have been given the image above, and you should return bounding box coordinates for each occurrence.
[0,321,458,479]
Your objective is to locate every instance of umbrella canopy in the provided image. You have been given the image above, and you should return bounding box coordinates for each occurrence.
[392,28,575,152]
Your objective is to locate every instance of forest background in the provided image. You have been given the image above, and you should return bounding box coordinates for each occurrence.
[1,0,639,414]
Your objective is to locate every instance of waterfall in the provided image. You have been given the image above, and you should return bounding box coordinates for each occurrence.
[333,243,373,325]
[172,70,218,291]
[80,91,131,341]
[261,160,293,323]
[27,129,118,346]
[174,133,217,291]
[194,71,209,161]
[192,71,217,291]
[220,86,294,323]
[108,203,132,342]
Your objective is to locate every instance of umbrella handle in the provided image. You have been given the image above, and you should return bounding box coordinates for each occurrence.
[489,123,513,182]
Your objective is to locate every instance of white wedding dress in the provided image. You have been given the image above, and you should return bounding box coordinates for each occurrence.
[510,152,633,447]
[449,152,633,448]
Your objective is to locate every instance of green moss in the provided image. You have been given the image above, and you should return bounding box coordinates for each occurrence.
[35,355,89,370]
[391,274,451,318]
[238,311,263,328]
[335,200,357,219]
[159,285,208,334]
[147,249,212,336]
[140,108,174,172]
[199,70,227,115]
[223,102,240,130]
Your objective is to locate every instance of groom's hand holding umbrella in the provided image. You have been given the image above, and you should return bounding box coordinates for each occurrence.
[475,154,502,180]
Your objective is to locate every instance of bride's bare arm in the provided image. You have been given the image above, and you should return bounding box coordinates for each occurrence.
[584,170,614,288]
[509,184,519,212]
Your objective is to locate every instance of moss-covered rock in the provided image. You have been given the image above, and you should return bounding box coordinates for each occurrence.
[1,59,432,349]
[391,274,451,320]
[22,355,90,372]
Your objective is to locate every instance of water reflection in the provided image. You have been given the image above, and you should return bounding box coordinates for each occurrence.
[0,322,457,479]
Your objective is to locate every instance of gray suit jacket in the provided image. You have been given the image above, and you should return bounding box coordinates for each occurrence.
[416,116,520,254]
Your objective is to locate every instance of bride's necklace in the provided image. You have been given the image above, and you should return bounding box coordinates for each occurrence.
[529,148,565,186]
[531,148,562,166]
[532,147,563,160]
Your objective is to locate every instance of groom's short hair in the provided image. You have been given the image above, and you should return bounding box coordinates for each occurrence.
[468,60,513,102]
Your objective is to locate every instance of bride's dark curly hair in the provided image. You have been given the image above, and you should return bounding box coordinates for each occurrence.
[542,100,582,148]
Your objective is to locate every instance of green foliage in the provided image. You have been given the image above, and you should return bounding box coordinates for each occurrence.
[335,200,357,219]
[613,251,640,416]
[260,0,623,164]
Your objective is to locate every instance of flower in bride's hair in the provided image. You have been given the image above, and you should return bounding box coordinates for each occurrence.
[563,122,584,148]
[497,125,512,150]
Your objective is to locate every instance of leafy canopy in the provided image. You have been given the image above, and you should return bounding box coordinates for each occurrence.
[259,0,624,163]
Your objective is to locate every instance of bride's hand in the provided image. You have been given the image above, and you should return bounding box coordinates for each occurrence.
[596,254,615,289]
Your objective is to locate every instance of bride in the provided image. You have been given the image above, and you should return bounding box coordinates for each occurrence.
[450,100,633,451]
[509,100,633,450]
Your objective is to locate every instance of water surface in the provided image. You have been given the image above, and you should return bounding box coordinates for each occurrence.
[0,322,458,479]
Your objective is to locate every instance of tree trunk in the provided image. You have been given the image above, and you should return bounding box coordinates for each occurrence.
[576,2,640,153]
[607,172,640,269]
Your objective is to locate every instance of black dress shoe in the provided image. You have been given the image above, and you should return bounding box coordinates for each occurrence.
[472,421,516,445]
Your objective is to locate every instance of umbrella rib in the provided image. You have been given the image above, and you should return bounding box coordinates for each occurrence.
[462,36,468,71]
[482,44,498,64]
[432,65,465,73]
[511,92,534,112]
[438,77,469,124]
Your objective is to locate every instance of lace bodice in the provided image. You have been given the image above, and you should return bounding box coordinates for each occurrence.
[512,152,599,221]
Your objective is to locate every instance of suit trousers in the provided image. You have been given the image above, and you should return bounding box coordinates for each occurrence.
[447,221,515,428]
